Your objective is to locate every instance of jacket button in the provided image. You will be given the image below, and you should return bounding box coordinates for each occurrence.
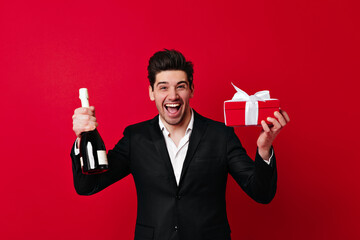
[174,225,179,231]
[176,195,181,200]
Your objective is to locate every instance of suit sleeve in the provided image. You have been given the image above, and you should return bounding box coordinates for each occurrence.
[70,127,132,195]
[226,127,277,204]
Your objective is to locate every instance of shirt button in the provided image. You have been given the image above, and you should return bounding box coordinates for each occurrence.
[174,225,179,231]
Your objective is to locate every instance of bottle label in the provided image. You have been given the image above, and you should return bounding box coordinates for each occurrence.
[97,150,108,165]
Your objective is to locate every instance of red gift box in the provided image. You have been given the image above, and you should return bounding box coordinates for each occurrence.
[224,84,280,126]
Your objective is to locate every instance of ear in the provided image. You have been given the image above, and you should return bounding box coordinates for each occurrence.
[190,83,194,98]
[149,85,155,101]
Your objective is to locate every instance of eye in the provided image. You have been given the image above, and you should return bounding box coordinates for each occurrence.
[159,86,167,90]
[177,84,186,89]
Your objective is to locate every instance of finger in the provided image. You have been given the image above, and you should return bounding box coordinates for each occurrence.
[274,111,287,127]
[84,124,96,131]
[74,107,85,115]
[73,121,96,132]
[74,116,98,127]
[267,117,282,132]
[75,114,94,121]
[73,111,95,123]
[73,115,96,125]
[261,120,271,133]
[74,107,95,116]
[279,109,290,122]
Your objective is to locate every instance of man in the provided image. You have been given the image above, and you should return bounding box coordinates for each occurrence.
[71,49,289,240]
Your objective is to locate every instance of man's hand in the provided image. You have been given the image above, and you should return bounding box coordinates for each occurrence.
[257,110,290,160]
[72,106,98,138]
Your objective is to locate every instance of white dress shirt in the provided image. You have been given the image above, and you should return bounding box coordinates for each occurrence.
[158,110,195,186]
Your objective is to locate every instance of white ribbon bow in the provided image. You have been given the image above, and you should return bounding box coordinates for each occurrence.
[231,83,271,125]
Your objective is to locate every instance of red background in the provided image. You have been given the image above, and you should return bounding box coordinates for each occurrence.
[1,0,359,239]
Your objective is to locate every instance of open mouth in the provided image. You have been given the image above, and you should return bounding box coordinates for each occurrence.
[164,103,181,114]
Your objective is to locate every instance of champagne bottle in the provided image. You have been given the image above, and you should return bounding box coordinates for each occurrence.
[79,88,109,174]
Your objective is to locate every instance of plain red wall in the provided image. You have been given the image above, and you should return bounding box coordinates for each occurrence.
[1,0,359,239]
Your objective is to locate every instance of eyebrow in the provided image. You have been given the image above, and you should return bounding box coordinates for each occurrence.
[156,81,169,86]
[177,81,189,86]
[156,80,189,87]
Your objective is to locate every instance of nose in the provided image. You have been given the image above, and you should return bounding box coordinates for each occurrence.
[168,87,179,100]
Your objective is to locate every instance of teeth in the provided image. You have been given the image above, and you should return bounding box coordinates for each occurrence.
[165,104,180,107]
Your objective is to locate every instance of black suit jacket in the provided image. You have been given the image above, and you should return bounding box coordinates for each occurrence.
[71,111,277,240]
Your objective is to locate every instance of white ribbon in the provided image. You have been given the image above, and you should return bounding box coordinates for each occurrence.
[230,83,271,125]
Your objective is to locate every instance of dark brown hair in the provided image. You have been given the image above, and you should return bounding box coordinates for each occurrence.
[147,49,194,90]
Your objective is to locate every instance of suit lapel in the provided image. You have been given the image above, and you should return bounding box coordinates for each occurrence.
[148,115,178,188]
[179,111,208,187]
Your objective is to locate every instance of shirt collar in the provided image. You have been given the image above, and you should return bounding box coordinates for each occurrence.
[159,109,194,136]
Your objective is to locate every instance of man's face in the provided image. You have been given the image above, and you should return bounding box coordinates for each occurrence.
[149,70,193,127]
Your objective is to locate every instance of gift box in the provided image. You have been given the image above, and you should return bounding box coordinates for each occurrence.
[224,83,280,126]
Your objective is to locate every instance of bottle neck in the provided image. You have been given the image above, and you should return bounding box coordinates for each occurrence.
[80,98,89,108]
